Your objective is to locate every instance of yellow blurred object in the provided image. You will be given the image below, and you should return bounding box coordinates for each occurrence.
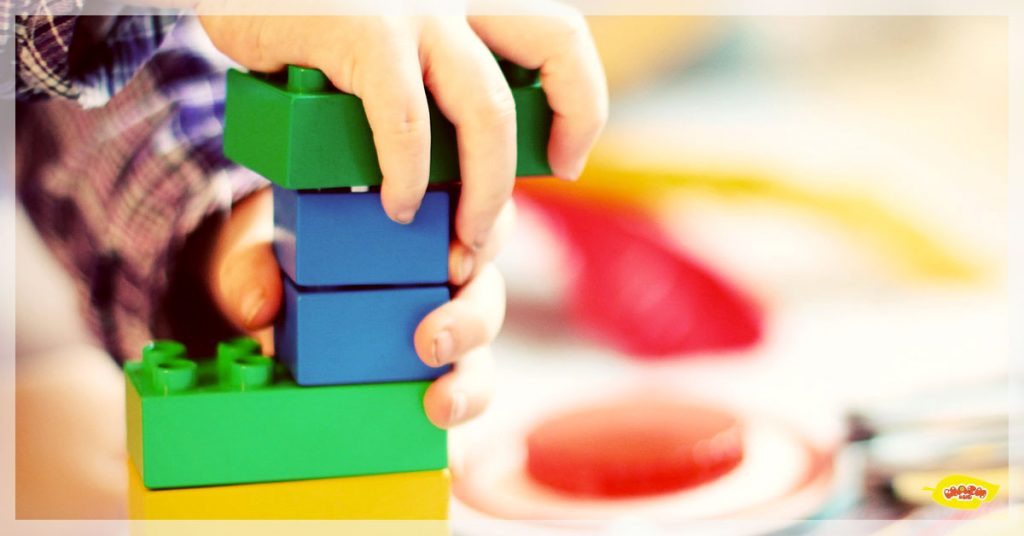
[527,145,980,282]
[921,474,1001,510]
[891,467,1015,508]
[127,461,450,520]
[587,17,722,93]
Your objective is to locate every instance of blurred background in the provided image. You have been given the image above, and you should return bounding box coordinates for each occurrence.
[449,15,1016,533]
[13,15,1017,534]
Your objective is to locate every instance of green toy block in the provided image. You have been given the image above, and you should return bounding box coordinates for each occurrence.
[125,338,446,490]
[224,62,553,190]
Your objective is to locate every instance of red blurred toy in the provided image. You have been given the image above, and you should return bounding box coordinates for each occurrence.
[517,185,762,358]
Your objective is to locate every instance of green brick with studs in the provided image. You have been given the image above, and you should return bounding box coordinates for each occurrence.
[126,338,446,489]
[224,62,554,190]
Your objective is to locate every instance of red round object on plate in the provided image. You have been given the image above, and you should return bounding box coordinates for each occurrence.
[526,400,744,498]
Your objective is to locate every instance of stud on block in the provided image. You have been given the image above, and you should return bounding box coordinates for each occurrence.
[276,279,451,386]
[125,338,447,489]
[274,186,450,287]
[224,62,552,189]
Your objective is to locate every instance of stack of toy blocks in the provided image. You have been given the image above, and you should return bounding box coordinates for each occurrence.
[125,61,551,520]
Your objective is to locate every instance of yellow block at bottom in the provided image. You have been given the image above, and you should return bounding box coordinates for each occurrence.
[127,461,449,520]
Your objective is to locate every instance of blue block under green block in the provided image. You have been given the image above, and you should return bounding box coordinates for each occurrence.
[274,186,450,287]
[276,278,451,386]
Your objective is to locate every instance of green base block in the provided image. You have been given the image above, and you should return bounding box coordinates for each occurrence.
[224,65,553,190]
[126,339,446,490]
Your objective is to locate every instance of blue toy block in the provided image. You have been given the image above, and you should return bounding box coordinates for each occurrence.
[276,278,451,386]
[274,186,451,287]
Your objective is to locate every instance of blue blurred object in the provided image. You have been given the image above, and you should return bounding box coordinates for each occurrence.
[276,278,450,386]
[273,186,450,287]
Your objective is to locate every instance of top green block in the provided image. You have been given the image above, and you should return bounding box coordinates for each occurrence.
[224,64,554,190]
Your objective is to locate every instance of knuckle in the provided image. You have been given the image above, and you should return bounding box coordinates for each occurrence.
[374,16,411,36]
[378,105,430,143]
[393,112,431,140]
[355,16,403,41]
[470,84,517,130]
[557,9,589,45]
[250,20,275,70]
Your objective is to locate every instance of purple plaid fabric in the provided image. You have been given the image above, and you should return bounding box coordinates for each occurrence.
[15,9,267,362]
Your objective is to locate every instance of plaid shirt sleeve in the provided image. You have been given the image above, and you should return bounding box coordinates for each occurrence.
[11,1,178,105]
[17,15,268,362]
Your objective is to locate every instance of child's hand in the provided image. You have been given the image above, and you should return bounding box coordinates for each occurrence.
[199,3,607,250]
[197,6,606,428]
[204,187,513,428]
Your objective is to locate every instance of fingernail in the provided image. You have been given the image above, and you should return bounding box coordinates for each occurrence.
[565,159,585,181]
[241,287,266,328]
[432,330,454,366]
[458,250,475,284]
[393,206,419,225]
[448,391,468,425]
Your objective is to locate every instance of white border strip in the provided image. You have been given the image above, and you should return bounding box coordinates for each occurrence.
[1,0,1021,16]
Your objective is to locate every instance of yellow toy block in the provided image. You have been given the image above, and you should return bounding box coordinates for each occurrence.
[127,461,449,520]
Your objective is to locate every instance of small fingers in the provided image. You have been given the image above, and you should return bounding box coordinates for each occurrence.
[317,19,431,224]
[449,198,516,286]
[423,346,495,428]
[470,5,608,179]
[215,243,283,332]
[415,263,506,368]
[421,18,517,250]
[208,189,283,333]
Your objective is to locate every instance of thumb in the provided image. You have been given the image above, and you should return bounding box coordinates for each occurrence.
[206,189,282,336]
[215,242,282,332]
